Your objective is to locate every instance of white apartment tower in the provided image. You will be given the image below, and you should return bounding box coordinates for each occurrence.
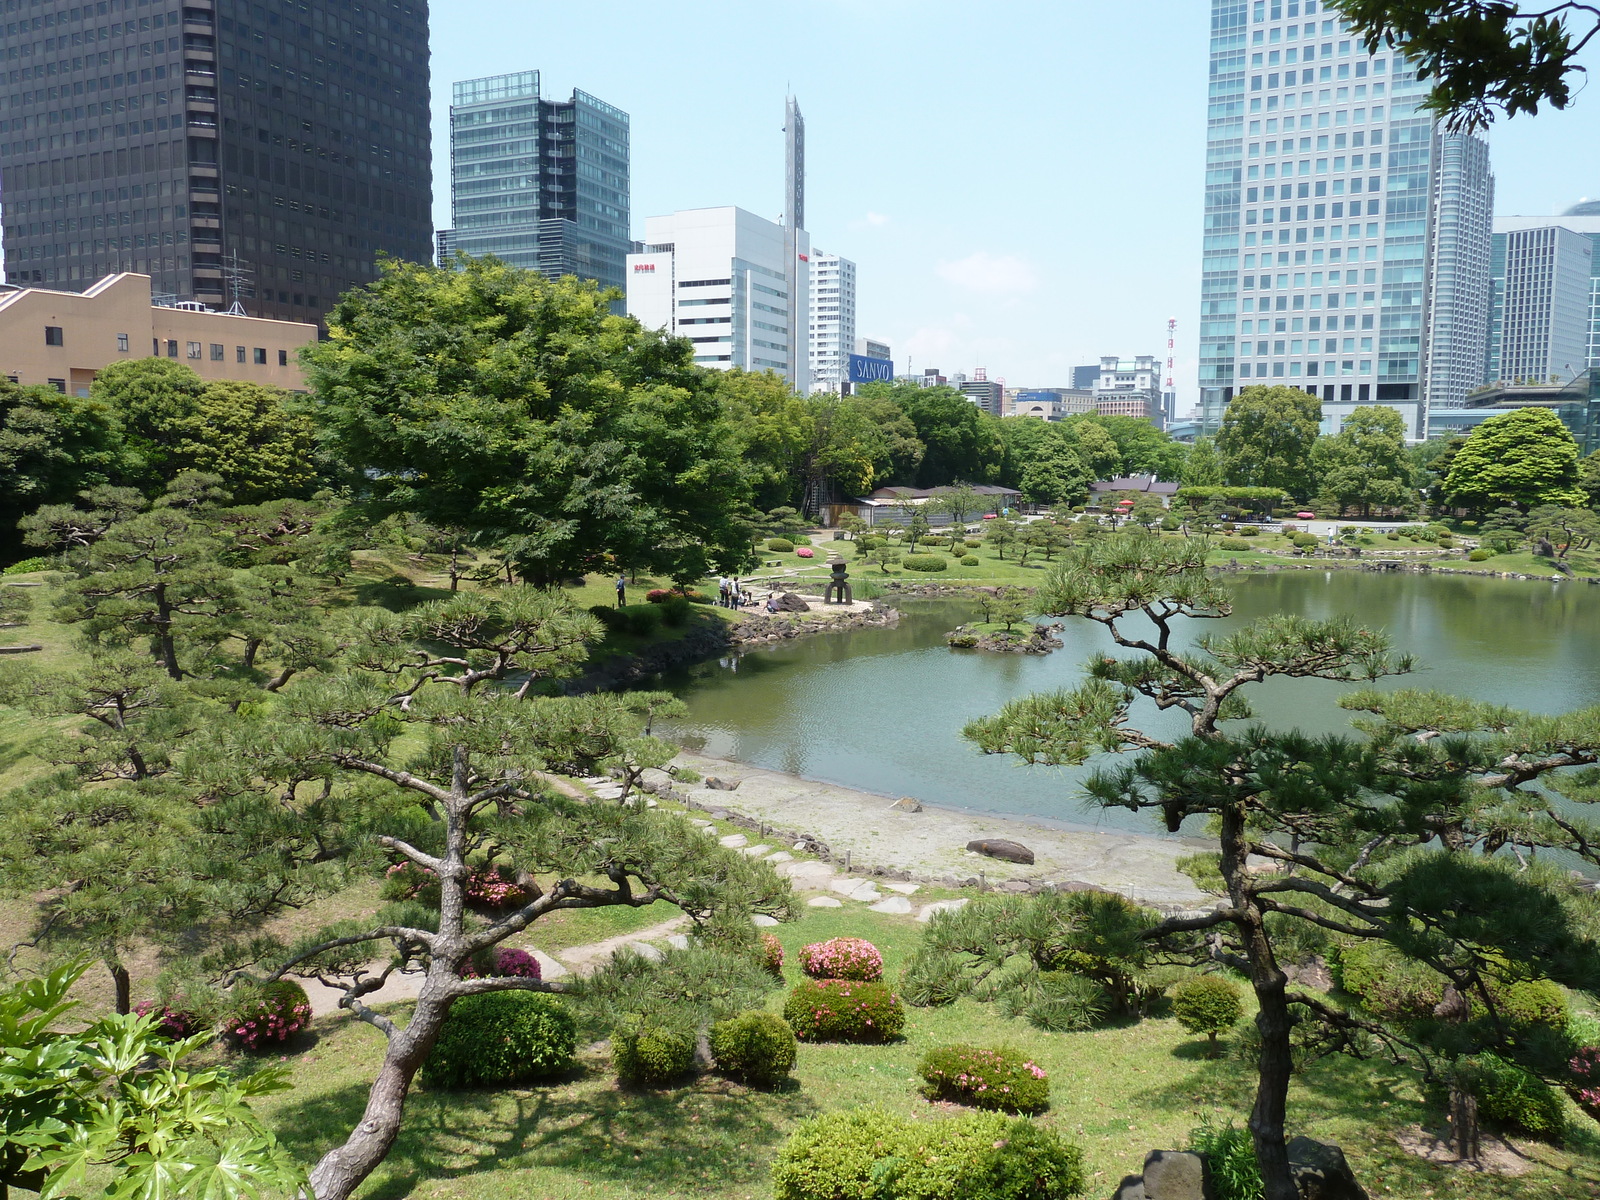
[809,252,858,392]
[626,207,811,390]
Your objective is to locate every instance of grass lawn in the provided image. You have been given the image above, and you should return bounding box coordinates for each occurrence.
[251,904,1600,1200]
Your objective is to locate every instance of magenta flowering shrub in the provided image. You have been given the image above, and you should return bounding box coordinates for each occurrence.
[460,946,543,980]
[133,999,202,1041]
[918,1044,1050,1113]
[799,937,883,982]
[1573,1047,1600,1116]
[228,981,312,1051]
[783,980,904,1042]
[382,861,531,910]
[760,933,785,977]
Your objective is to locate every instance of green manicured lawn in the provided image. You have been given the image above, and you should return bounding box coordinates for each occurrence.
[253,905,1600,1200]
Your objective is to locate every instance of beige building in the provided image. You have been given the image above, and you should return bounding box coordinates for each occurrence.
[0,274,317,396]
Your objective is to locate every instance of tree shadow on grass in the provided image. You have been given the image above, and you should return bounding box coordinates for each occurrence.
[269,1058,820,1199]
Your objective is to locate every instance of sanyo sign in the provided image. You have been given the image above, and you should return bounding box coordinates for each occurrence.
[847,353,895,384]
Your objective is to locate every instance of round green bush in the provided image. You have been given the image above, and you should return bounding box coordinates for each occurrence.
[961,555,980,566]
[1217,537,1253,552]
[783,980,904,1042]
[1172,975,1244,1055]
[1386,531,1401,540]
[1333,941,1445,1018]
[1500,979,1568,1029]
[1468,548,1492,562]
[767,538,795,552]
[421,991,576,1090]
[771,1107,1086,1200]
[611,1015,696,1086]
[964,538,982,549]
[918,1044,1049,1113]
[1448,1052,1566,1139]
[1290,533,1320,548]
[1160,516,1181,531]
[1238,525,1259,537]
[919,536,949,549]
[658,595,693,626]
[1437,536,1456,549]
[710,1010,797,1086]
[902,554,949,573]
[3,556,52,575]
[227,980,311,1051]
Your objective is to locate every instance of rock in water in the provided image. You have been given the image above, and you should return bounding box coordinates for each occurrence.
[704,776,741,791]
[966,837,1035,865]
[1286,1137,1370,1200]
[890,796,923,812]
[1140,1150,1206,1200]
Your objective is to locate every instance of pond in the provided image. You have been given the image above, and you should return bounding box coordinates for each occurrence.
[644,572,1600,840]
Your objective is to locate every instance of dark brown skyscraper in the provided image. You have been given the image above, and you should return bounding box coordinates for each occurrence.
[1,0,432,326]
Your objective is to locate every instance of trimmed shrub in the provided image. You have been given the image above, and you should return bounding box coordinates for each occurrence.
[919,536,950,549]
[795,547,816,558]
[759,932,785,977]
[2,556,52,575]
[767,538,795,552]
[961,556,980,566]
[1333,940,1445,1019]
[771,1107,1086,1200]
[134,999,203,1041]
[459,946,542,981]
[611,1015,697,1086]
[659,595,693,627]
[1217,537,1253,552]
[1160,515,1180,531]
[784,980,904,1042]
[645,588,674,603]
[1437,536,1456,549]
[1173,975,1244,1056]
[1290,533,1320,549]
[1449,1052,1566,1139]
[1501,979,1568,1029]
[799,937,884,981]
[710,1010,797,1086]
[623,603,663,637]
[902,554,949,573]
[1188,1120,1262,1200]
[1468,548,1492,562]
[1237,525,1259,537]
[964,538,983,549]
[422,991,576,1090]
[918,1044,1049,1113]
[228,981,311,1051]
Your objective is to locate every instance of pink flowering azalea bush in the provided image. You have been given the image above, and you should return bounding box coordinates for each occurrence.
[1573,1046,1600,1117]
[918,1044,1050,1113]
[133,999,202,1041]
[459,946,543,980]
[783,979,904,1042]
[795,547,815,558]
[227,980,312,1051]
[382,861,531,911]
[760,932,785,977]
[799,937,883,982]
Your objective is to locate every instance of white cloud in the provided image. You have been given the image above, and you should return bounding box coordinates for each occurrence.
[936,251,1039,294]
[847,211,892,232]
[864,211,890,227]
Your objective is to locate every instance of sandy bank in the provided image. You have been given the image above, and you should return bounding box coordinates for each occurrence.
[668,750,1212,909]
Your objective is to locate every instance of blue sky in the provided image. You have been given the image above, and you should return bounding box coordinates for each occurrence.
[428,0,1600,411]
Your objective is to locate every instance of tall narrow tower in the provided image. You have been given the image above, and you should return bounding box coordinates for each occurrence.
[784,97,811,394]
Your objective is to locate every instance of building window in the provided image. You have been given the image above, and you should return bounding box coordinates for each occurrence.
[278,349,288,366]
[210,344,225,361]
[253,348,267,364]
[236,346,247,363]
[117,334,131,353]
[187,342,203,359]
[167,340,179,358]
[48,379,67,393]
[45,326,64,346]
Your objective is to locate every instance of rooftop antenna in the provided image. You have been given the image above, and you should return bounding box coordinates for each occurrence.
[221,249,255,316]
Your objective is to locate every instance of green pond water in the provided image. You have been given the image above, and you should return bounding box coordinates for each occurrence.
[645,572,1600,840]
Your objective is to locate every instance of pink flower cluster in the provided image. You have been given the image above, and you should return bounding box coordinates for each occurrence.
[459,947,543,980]
[232,999,311,1050]
[385,861,530,910]
[134,1000,200,1040]
[1573,1047,1600,1111]
[760,932,785,976]
[799,937,884,982]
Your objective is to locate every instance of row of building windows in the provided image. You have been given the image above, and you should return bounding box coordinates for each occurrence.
[37,323,289,366]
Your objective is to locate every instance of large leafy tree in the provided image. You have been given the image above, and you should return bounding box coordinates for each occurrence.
[0,379,130,557]
[1330,0,1600,130]
[1215,385,1322,498]
[997,419,1091,505]
[712,368,815,511]
[1310,404,1416,517]
[1441,408,1585,512]
[876,383,1003,487]
[964,534,1600,1200]
[1066,413,1186,480]
[301,256,753,584]
[1181,436,1226,487]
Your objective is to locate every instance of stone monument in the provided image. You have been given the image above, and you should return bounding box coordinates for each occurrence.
[823,556,853,604]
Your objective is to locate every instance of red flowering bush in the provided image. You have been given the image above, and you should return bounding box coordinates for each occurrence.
[228,980,311,1051]
[460,946,543,980]
[800,937,883,982]
[919,1044,1050,1113]
[783,980,904,1042]
[134,999,202,1041]
[646,589,673,603]
[760,932,785,977]
[1573,1047,1600,1117]
[381,861,530,911]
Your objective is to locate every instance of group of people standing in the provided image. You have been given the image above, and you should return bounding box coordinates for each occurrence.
[716,575,749,609]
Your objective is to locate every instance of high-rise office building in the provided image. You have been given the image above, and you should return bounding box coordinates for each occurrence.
[626,206,810,390]
[1486,205,1600,385]
[959,369,1002,415]
[445,71,630,296]
[1092,354,1163,421]
[1197,0,1493,436]
[809,250,855,392]
[1,0,433,326]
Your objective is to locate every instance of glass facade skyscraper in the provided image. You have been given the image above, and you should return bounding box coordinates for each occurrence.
[1487,207,1600,385]
[446,71,629,297]
[1,0,434,326]
[1198,0,1493,433]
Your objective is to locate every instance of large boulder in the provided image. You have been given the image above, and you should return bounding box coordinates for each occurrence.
[774,592,811,613]
[1286,1137,1369,1200]
[704,777,741,792]
[966,837,1035,865]
[1140,1150,1206,1200]
[1109,1177,1147,1200]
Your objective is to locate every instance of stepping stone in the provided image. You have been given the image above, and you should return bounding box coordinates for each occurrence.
[828,877,868,898]
[529,950,569,979]
[625,941,663,962]
[719,833,749,849]
[916,899,969,923]
[667,934,689,950]
[751,914,780,927]
[764,851,794,864]
[691,819,714,828]
[869,896,914,915]
[702,827,718,836]
[807,896,844,908]
[883,882,920,895]
[779,860,835,883]
[741,844,773,857]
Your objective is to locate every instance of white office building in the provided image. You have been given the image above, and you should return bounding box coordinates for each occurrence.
[809,251,857,392]
[1487,207,1600,385]
[856,336,891,361]
[626,207,810,390]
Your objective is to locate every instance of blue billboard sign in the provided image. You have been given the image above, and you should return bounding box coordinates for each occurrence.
[847,354,895,385]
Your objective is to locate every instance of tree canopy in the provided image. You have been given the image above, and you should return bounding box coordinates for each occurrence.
[1311,405,1415,516]
[1441,408,1585,512]
[1215,386,1322,499]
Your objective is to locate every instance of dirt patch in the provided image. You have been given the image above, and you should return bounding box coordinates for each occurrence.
[1393,1124,1535,1176]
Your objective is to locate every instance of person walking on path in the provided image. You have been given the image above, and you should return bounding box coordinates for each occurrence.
[615,575,626,608]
